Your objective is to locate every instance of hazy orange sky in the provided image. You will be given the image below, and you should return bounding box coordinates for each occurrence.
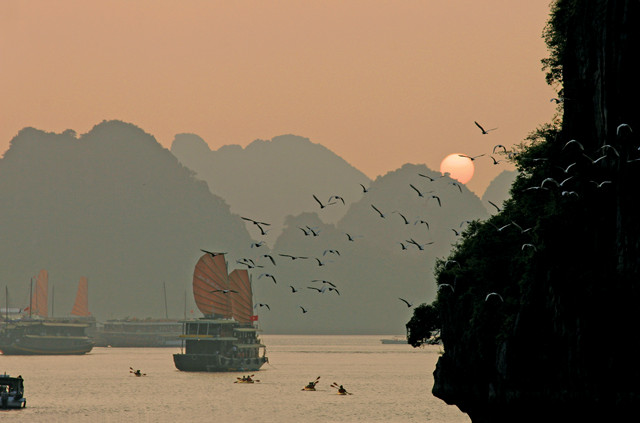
[1,1,557,195]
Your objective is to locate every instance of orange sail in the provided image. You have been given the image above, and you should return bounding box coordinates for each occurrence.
[192,253,254,321]
[31,269,48,317]
[228,269,253,324]
[71,276,90,316]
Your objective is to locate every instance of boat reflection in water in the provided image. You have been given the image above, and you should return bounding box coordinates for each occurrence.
[173,252,268,372]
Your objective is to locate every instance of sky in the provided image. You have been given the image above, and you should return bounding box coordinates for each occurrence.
[0,0,557,196]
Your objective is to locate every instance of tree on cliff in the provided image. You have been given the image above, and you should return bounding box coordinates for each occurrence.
[408,1,640,421]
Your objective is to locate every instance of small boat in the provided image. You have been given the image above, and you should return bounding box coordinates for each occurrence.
[380,336,408,344]
[0,373,26,409]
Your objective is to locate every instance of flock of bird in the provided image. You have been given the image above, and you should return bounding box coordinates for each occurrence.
[203,119,630,321]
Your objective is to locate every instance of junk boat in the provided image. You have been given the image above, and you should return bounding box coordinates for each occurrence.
[173,252,268,372]
[95,319,182,347]
[0,373,26,409]
[0,272,94,355]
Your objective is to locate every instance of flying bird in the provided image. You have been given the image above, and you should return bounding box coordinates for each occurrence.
[409,183,425,197]
[258,273,277,284]
[254,303,270,310]
[328,195,346,205]
[430,195,442,207]
[398,298,414,308]
[418,173,442,181]
[489,156,505,165]
[492,144,507,154]
[345,232,361,242]
[438,284,455,293]
[550,97,564,104]
[522,243,537,252]
[307,286,327,293]
[487,200,501,212]
[261,254,277,266]
[398,242,408,250]
[200,249,226,257]
[299,306,308,314]
[359,183,370,193]
[415,219,430,230]
[451,182,463,192]
[312,194,335,209]
[312,279,336,287]
[314,258,329,267]
[289,285,299,293]
[451,228,460,236]
[323,249,340,256]
[599,144,620,157]
[394,211,410,224]
[590,180,612,188]
[458,153,485,161]
[210,289,238,294]
[305,226,320,236]
[562,139,584,151]
[444,260,461,269]
[485,292,504,302]
[581,153,608,165]
[250,241,265,248]
[556,162,577,174]
[371,204,386,218]
[279,254,308,260]
[474,121,497,134]
[616,123,632,136]
[299,227,311,236]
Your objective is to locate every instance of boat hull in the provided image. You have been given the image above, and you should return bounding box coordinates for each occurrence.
[173,353,267,372]
[0,338,94,355]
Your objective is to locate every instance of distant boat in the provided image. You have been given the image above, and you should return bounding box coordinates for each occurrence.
[94,319,182,347]
[173,252,268,372]
[0,271,94,355]
[380,336,408,344]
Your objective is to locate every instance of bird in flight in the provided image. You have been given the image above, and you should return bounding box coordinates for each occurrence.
[289,285,299,293]
[312,279,336,287]
[371,204,386,218]
[359,183,370,193]
[328,195,346,205]
[394,211,410,225]
[485,292,504,302]
[258,273,277,284]
[398,298,413,308]
[415,219,429,230]
[261,254,276,266]
[487,200,501,212]
[438,284,455,293]
[323,249,340,256]
[200,249,226,257]
[210,289,238,294]
[562,139,584,151]
[474,121,497,134]
[451,182,463,193]
[254,303,270,310]
[490,156,505,165]
[312,194,335,209]
[458,153,485,161]
[279,253,308,260]
[617,123,632,136]
[299,306,308,314]
[492,144,507,154]
[430,195,442,207]
[409,183,425,197]
[250,241,265,248]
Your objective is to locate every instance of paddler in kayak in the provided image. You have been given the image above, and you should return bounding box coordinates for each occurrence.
[338,385,347,395]
[302,376,320,391]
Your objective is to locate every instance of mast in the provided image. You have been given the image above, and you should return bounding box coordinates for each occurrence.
[29,278,33,318]
[5,285,8,324]
[51,284,54,317]
[163,282,169,319]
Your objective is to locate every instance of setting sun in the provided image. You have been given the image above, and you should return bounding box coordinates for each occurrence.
[439,153,475,184]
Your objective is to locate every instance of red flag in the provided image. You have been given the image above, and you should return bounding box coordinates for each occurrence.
[250,315,258,322]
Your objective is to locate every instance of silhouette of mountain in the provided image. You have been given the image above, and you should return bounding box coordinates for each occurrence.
[170,133,371,242]
[0,120,255,320]
[481,169,517,212]
[245,163,489,334]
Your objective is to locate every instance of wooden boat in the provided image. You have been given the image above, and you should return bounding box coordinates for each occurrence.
[380,336,408,344]
[173,252,268,372]
[0,373,26,409]
[0,272,94,355]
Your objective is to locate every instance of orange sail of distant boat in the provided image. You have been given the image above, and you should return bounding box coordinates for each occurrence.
[31,269,48,317]
[71,276,90,316]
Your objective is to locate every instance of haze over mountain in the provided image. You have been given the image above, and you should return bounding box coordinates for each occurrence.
[0,120,255,320]
[171,133,371,242]
[246,163,490,334]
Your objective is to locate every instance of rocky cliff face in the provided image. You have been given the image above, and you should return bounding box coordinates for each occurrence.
[431,1,640,421]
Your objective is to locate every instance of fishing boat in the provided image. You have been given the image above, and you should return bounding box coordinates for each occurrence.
[0,272,94,355]
[173,252,268,372]
[0,373,26,409]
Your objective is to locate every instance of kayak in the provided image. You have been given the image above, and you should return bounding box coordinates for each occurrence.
[301,386,316,391]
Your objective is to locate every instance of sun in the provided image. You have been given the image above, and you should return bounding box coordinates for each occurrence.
[440,153,475,184]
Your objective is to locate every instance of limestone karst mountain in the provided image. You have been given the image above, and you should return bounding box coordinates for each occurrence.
[245,163,490,333]
[481,169,517,212]
[0,120,255,320]
[170,133,371,243]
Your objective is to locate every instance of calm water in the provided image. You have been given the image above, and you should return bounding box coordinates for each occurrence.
[1,335,470,423]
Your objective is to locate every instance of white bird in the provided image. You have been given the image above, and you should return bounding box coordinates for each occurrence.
[398,298,414,307]
[490,156,505,165]
[562,139,584,151]
[398,242,408,250]
[200,249,226,257]
[279,253,308,260]
[323,249,340,256]
[474,121,497,134]
[444,260,461,269]
[289,285,299,293]
[590,180,612,188]
[557,162,577,174]
[430,195,442,207]
[492,144,507,154]
[582,153,608,165]
[329,195,346,205]
[451,182,463,193]
[550,97,564,104]
[599,144,620,157]
[458,153,485,161]
[312,194,333,209]
[522,243,537,252]
[438,284,455,293]
[616,123,632,136]
[485,292,504,302]
[312,279,336,287]
[415,219,430,230]
[261,254,276,265]
[359,183,370,193]
[451,228,460,236]
[561,190,579,197]
[490,222,512,232]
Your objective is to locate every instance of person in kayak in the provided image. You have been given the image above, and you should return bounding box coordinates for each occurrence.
[338,385,347,395]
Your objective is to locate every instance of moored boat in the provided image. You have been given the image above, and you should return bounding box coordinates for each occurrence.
[173,252,268,372]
